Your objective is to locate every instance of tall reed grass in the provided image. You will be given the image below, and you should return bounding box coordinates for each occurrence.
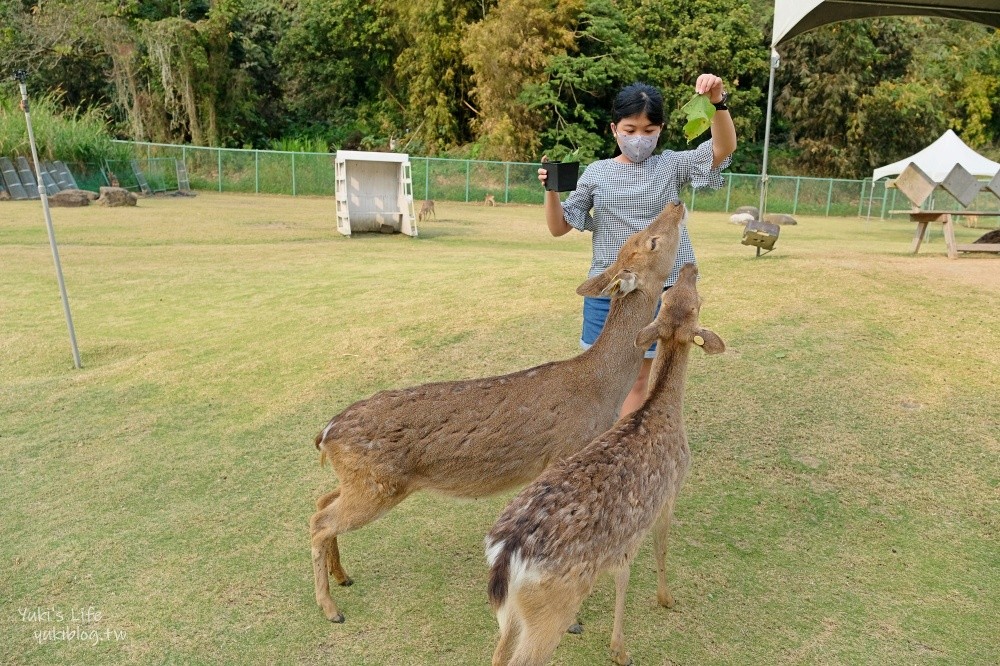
[0,95,131,164]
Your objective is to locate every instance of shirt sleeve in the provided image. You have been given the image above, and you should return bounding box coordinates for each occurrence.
[560,164,597,232]
[676,138,732,190]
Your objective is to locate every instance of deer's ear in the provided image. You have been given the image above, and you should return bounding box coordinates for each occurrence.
[635,321,660,349]
[693,328,725,354]
[600,270,637,297]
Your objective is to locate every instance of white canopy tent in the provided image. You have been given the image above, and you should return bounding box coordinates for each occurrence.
[759,0,1000,217]
[872,129,1000,182]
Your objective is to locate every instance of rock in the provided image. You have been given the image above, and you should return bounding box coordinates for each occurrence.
[97,187,138,207]
[48,189,93,207]
[764,213,797,225]
[729,212,755,225]
[733,205,759,219]
[974,229,1000,244]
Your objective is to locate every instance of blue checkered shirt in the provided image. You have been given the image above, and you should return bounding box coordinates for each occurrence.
[561,139,730,286]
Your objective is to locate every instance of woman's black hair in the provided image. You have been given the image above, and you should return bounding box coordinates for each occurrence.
[610,82,665,157]
[612,82,665,125]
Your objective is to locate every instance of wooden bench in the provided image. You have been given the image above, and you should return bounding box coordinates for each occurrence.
[890,210,1000,259]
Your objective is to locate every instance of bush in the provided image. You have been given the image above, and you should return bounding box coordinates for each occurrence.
[0,94,131,164]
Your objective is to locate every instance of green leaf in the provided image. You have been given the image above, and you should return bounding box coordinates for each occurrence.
[680,93,715,142]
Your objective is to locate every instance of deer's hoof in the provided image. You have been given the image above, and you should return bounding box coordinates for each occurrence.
[327,612,345,623]
[657,592,675,609]
[339,577,354,587]
[610,649,633,666]
[567,623,584,635]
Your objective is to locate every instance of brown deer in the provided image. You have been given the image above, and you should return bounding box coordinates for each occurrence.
[485,193,497,207]
[310,202,688,623]
[418,199,435,222]
[486,263,725,666]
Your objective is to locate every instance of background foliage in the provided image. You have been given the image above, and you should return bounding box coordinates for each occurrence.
[0,0,997,177]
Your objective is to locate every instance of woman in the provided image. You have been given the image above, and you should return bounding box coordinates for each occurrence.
[540,75,736,416]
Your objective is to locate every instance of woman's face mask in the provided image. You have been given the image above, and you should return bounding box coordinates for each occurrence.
[614,128,660,163]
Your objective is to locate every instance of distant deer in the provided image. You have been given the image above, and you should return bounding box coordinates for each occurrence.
[310,202,689,623]
[418,199,435,222]
[484,193,497,207]
[963,214,979,229]
[486,263,725,666]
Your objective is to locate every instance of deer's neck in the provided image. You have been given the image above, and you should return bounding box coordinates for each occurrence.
[639,340,690,421]
[587,290,658,375]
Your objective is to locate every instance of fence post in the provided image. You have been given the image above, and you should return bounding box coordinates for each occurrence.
[424,158,430,200]
[880,183,890,219]
[504,162,510,204]
[465,160,470,203]
[724,174,732,212]
[218,148,222,193]
[857,180,865,217]
[689,187,696,211]
[793,176,801,215]
[292,152,297,196]
[825,179,834,216]
[255,150,260,194]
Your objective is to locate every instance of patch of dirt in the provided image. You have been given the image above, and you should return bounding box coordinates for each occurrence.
[874,255,1000,292]
[974,229,1000,244]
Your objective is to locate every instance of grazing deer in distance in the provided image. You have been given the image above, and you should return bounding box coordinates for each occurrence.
[310,202,689,623]
[486,263,725,666]
[485,193,497,207]
[418,199,435,222]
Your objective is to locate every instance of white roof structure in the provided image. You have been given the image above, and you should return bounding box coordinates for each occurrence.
[872,130,1000,182]
[773,0,1000,47]
[757,0,1000,218]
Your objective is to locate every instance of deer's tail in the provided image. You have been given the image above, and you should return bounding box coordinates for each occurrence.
[486,538,519,610]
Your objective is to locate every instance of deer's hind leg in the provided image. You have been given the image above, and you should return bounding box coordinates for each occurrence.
[507,578,584,666]
[315,489,350,583]
[310,484,405,622]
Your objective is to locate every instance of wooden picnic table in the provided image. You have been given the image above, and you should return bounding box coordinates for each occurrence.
[890,210,1000,259]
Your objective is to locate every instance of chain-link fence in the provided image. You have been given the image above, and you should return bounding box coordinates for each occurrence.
[95,141,1000,220]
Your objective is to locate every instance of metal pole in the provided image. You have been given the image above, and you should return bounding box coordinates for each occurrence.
[292,152,297,196]
[792,176,801,215]
[825,179,834,216]
[255,150,260,194]
[724,174,732,211]
[217,148,222,192]
[424,158,430,199]
[504,163,510,204]
[465,160,470,203]
[758,49,780,220]
[16,73,81,369]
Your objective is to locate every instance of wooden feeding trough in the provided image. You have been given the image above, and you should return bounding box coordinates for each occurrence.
[741,219,780,257]
[888,163,1000,259]
[334,151,417,237]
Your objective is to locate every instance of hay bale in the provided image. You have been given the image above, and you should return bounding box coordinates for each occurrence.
[733,205,759,219]
[764,213,797,225]
[49,189,93,207]
[729,212,755,225]
[97,187,138,207]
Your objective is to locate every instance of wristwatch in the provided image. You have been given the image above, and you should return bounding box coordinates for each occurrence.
[712,91,729,111]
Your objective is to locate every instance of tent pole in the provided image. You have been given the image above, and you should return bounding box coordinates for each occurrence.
[758,49,780,220]
[16,73,82,369]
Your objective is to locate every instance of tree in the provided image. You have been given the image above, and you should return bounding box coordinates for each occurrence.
[621,0,768,154]
[392,1,485,154]
[774,18,921,177]
[524,0,647,162]
[463,0,581,161]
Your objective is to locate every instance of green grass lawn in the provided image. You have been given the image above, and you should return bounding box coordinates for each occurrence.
[1,193,997,665]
